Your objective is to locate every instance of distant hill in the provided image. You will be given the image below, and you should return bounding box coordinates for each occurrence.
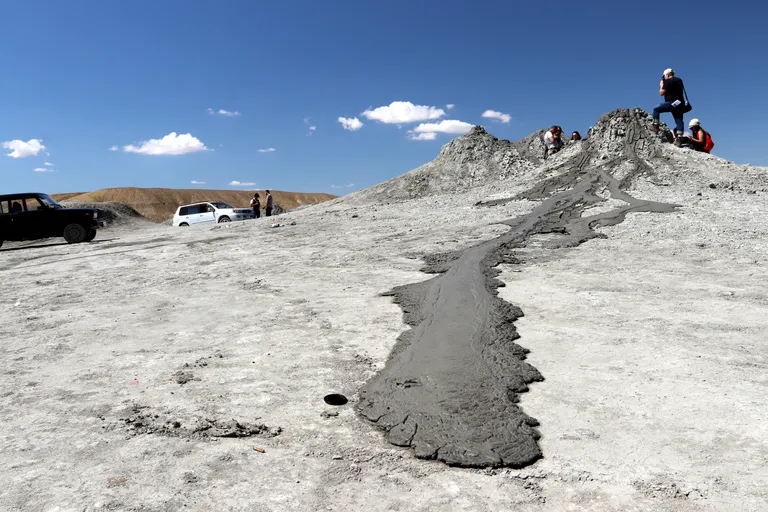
[51,187,336,222]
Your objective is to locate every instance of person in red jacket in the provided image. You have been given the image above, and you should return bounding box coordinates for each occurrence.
[687,119,714,153]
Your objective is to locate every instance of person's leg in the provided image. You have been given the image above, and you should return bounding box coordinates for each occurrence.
[266,207,272,217]
[652,102,672,122]
[673,110,685,135]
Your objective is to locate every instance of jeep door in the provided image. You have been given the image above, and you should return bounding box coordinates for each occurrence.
[4,197,31,240]
[197,204,216,224]
[23,197,56,238]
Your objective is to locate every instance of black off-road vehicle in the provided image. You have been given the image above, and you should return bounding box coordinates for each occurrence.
[0,193,106,248]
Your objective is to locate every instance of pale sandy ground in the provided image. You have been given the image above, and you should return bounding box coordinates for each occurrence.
[1,160,767,511]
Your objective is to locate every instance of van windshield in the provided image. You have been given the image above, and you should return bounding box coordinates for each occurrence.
[210,202,233,209]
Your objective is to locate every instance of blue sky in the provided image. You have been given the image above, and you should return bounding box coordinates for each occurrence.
[2,0,766,195]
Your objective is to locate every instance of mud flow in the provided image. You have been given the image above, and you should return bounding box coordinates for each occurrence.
[358,109,678,468]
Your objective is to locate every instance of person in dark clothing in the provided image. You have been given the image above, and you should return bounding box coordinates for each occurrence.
[652,68,686,138]
[571,131,582,141]
[265,190,273,217]
[249,193,261,218]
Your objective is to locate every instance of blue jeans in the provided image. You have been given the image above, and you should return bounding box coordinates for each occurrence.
[653,102,684,134]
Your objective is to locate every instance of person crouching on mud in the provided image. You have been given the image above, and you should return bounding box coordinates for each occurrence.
[652,68,686,139]
[544,126,563,155]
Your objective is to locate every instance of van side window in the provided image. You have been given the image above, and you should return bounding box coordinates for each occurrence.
[0,201,6,215]
[179,206,190,216]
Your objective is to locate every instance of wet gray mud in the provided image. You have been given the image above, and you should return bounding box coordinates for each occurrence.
[358,109,679,468]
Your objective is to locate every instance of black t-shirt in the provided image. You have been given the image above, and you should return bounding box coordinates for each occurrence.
[663,76,685,104]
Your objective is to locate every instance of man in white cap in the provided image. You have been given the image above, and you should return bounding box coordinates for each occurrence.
[651,68,686,138]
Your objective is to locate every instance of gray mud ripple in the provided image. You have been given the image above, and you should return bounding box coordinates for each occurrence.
[358,109,679,468]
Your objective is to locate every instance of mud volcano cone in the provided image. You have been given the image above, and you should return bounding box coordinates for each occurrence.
[357,108,678,468]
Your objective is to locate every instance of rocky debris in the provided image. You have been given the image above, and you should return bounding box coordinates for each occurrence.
[59,200,145,225]
[172,370,199,385]
[118,405,282,439]
[351,125,548,202]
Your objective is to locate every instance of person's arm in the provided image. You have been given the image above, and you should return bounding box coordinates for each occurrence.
[659,79,666,96]
[694,130,705,144]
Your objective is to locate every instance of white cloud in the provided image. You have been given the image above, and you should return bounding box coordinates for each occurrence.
[33,167,56,172]
[330,183,355,189]
[3,139,46,159]
[362,101,445,124]
[191,180,207,185]
[257,147,276,153]
[408,132,437,141]
[481,110,511,124]
[44,161,54,166]
[338,117,363,131]
[446,104,455,110]
[412,119,474,134]
[208,108,241,117]
[108,145,118,151]
[123,132,209,155]
[229,180,256,187]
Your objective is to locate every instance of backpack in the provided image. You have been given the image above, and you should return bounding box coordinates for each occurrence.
[703,131,715,153]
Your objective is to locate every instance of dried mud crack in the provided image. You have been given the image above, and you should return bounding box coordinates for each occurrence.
[357,109,679,468]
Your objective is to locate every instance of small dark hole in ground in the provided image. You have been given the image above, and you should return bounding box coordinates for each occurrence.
[324,394,348,406]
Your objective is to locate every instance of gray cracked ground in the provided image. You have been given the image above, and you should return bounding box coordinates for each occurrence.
[358,109,678,468]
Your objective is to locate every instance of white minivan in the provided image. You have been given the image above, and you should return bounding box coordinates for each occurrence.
[173,201,254,227]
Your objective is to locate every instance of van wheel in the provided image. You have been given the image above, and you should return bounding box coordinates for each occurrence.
[63,223,88,243]
[85,229,97,242]
[179,223,189,227]
[218,216,231,223]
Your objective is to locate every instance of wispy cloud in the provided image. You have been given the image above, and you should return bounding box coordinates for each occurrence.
[3,139,46,158]
[304,117,317,136]
[408,119,473,141]
[123,132,209,155]
[191,180,207,185]
[446,104,455,110]
[257,147,276,153]
[44,161,54,166]
[229,180,256,187]
[33,167,56,172]
[330,183,355,189]
[481,110,511,123]
[108,145,118,151]
[362,101,445,124]
[208,108,241,117]
[338,117,363,131]
[407,132,437,141]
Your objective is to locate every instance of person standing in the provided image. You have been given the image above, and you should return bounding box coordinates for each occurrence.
[652,68,686,138]
[265,190,273,217]
[249,193,261,218]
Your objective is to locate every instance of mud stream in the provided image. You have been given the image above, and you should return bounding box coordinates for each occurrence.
[358,116,678,468]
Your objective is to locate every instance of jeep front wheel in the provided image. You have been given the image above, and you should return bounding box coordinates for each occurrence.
[85,229,97,242]
[63,223,88,243]
[218,216,231,223]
